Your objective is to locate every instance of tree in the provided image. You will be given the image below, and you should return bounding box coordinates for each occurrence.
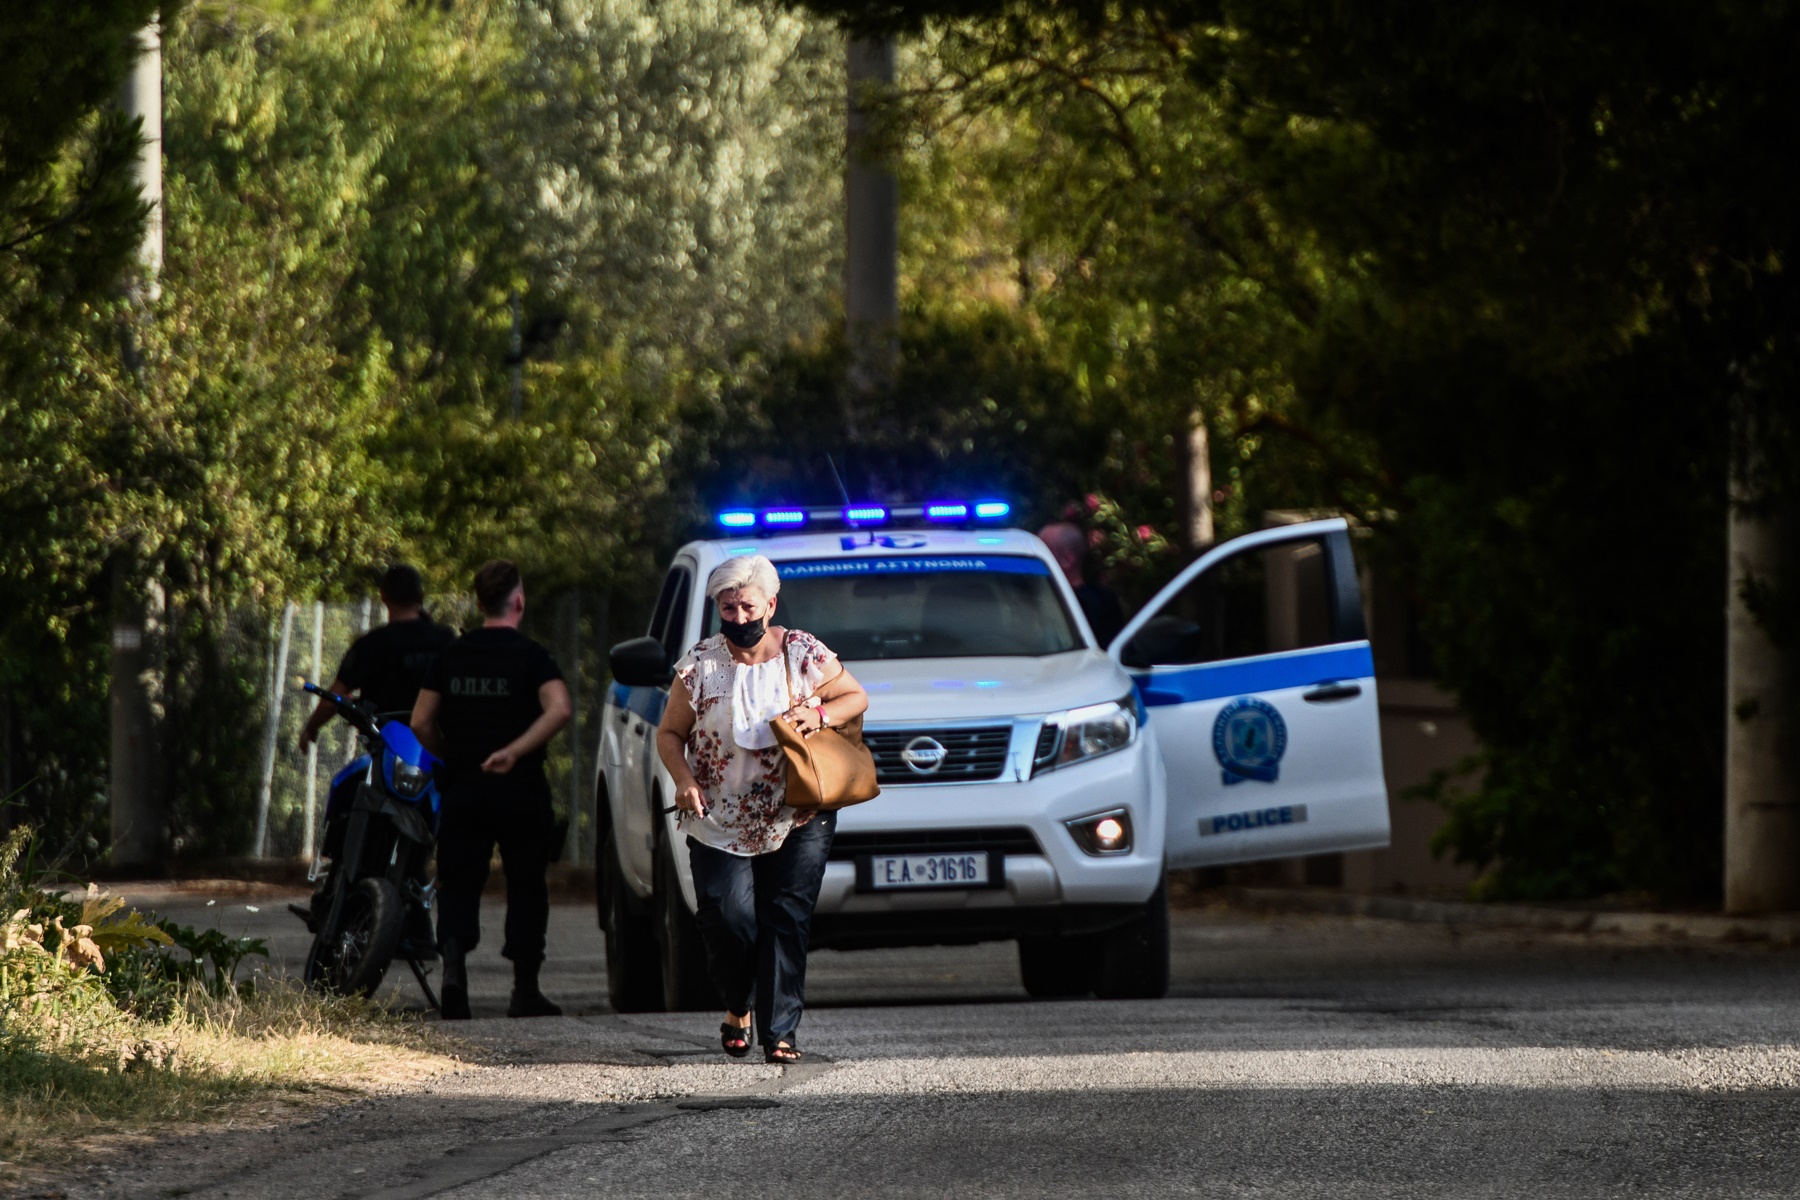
[0,0,853,856]
[0,0,167,330]
[803,0,1800,899]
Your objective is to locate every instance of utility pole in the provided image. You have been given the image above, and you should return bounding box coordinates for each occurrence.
[109,19,166,870]
[844,37,898,415]
[1723,404,1800,912]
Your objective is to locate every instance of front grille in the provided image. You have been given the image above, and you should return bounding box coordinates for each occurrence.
[864,725,1012,784]
[1033,722,1060,773]
[829,826,1043,861]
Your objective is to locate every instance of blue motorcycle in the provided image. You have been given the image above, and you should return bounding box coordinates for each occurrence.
[289,681,443,1004]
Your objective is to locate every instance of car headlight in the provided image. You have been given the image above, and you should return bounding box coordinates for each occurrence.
[1032,696,1137,776]
[1066,808,1134,856]
[391,760,432,799]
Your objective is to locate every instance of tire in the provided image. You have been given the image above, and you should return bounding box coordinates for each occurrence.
[1018,934,1100,998]
[657,846,717,1012]
[602,830,663,1013]
[305,877,404,997]
[1094,874,1172,1000]
[594,780,614,932]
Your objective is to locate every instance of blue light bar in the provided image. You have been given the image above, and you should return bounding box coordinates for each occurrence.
[712,500,1014,534]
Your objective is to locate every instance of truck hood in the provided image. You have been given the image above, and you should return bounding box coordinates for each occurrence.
[847,651,1131,724]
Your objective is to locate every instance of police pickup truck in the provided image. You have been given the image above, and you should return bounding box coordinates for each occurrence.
[595,502,1389,1010]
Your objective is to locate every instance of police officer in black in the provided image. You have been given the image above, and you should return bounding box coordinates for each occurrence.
[410,560,571,1020]
[298,564,456,748]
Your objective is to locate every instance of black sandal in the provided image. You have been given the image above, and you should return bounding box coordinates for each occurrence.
[720,1019,752,1059]
[764,1039,801,1065]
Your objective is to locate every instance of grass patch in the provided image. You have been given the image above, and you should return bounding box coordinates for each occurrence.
[0,822,463,1178]
[0,973,463,1175]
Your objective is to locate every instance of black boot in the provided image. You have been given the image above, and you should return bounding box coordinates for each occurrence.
[439,939,471,1021]
[507,958,561,1018]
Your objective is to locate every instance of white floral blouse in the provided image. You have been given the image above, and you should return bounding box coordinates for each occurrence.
[674,629,839,856]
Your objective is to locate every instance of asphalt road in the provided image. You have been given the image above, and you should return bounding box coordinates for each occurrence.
[38,886,1800,1199]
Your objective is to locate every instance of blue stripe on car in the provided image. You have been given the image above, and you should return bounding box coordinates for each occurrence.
[775,555,1050,580]
[1132,642,1374,707]
[610,681,669,725]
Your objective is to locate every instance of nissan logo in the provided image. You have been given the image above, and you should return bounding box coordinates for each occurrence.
[900,736,948,775]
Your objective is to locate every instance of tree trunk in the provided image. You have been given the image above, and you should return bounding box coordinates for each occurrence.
[845,37,898,412]
[1724,407,1800,913]
[108,21,165,871]
[1180,417,1214,553]
[109,557,165,869]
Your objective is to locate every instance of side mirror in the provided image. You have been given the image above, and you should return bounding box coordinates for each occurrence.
[609,636,673,689]
[1118,638,1152,670]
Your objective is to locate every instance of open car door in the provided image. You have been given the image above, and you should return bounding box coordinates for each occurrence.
[1111,518,1390,869]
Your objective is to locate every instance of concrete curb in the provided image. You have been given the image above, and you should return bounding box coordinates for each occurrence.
[1228,887,1800,945]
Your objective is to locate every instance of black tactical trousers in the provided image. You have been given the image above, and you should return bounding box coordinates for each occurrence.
[435,772,556,964]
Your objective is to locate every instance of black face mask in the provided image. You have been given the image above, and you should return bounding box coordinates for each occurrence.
[720,616,766,649]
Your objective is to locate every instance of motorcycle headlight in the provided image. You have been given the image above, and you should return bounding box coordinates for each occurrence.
[1032,697,1138,776]
[391,760,432,799]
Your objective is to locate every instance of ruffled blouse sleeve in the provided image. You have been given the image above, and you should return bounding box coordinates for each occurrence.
[785,629,841,703]
[673,644,702,697]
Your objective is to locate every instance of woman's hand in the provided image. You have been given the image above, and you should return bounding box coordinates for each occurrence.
[674,779,707,819]
[782,703,824,736]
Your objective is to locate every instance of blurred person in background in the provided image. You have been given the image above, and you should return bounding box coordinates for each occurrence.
[411,560,572,1021]
[1039,522,1126,648]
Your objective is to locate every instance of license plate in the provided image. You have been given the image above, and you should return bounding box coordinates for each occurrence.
[865,852,992,891]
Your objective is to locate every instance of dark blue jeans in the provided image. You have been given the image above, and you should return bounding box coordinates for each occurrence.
[687,811,836,1048]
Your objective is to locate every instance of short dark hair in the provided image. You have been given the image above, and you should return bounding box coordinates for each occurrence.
[379,564,425,607]
[473,559,522,617]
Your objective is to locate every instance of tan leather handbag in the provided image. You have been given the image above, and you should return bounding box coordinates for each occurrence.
[773,648,880,812]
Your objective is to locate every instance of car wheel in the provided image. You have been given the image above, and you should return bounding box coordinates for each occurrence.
[657,844,717,1012]
[1094,874,1171,1000]
[602,830,663,1013]
[1018,933,1100,998]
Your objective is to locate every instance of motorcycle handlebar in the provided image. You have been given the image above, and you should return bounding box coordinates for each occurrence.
[300,679,383,739]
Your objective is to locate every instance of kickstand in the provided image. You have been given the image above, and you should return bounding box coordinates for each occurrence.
[405,956,441,1012]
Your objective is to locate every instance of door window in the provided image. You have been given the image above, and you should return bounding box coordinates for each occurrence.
[646,568,683,641]
[659,571,693,664]
[1122,537,1336,667]
[645,565,693,673]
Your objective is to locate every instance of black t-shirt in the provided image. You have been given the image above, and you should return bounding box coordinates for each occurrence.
[1074,581,1127,649]
[335,616,457,718]
[421,626,565,781]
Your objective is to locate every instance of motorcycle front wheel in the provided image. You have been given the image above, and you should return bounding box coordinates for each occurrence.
[304,877,405,997]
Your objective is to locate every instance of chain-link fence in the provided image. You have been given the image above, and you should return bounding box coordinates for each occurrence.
[223,592,609,869]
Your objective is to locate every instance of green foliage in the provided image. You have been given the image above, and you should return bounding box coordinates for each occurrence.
[0,0,846,856]
[0,0,167,325]
[809,0,1800,900]
[105,921,268,1020]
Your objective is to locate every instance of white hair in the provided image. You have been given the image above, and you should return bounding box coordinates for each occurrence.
[706,554,780,602]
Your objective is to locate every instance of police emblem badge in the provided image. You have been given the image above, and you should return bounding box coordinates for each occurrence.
[1212,697,1288,785]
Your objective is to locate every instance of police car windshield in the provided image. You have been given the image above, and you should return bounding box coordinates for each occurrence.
[705,555,1082,659]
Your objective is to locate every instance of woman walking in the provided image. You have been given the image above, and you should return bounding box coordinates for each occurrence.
[656,554,869,1063]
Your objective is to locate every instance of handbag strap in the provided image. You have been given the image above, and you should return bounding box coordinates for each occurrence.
[781,631,797,712]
